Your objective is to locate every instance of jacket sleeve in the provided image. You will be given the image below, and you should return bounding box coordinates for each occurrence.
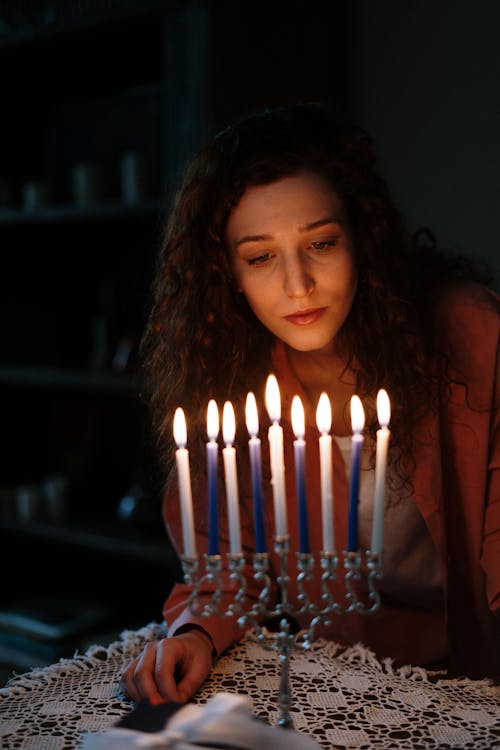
[483,412,500,612]
[481,289,500,612]
[161,468,275,657]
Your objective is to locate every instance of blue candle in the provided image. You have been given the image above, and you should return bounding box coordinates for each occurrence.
[347,395,365,552]
[245,392,266,553]
[291,395,309,554]
[206,399,220,556]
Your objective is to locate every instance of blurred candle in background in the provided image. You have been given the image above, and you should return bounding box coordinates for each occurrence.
[265,374,288,538]
[245,392,266,553]
[371,389,391,554]
[316,392,335,553]
[347,395,365,552]
[207,399,220,555]
[173,407,196,558]
[292,395,309,553]
[222,401,242,554]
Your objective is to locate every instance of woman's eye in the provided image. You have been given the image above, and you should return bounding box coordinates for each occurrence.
[310,239,338,251]
[247,252,272,266]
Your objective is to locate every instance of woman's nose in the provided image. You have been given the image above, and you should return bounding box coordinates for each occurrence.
[283,257,315,299]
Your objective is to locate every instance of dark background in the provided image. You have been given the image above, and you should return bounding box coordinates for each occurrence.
[0,0,498,680]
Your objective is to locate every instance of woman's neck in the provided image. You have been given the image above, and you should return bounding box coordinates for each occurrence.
[285,345,357,437]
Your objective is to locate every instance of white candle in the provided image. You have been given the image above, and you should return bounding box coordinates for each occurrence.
[371,388,391,554]
[316,392,335,553]
[222,400,242,554]
[265,374,288,538]
[173,407,196,558]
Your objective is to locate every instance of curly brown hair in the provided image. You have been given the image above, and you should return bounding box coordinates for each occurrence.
[140,102,491,493]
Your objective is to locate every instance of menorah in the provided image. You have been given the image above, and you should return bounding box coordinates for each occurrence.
[174,375,390,728]
[181,542,383,729]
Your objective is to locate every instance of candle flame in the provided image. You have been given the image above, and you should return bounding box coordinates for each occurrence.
[350,395,365,433]
[207,399,219,441]
[265,373,281,423]
[316,392,332,434]
[173,407,187,447]
[377,388,391,427]
[245,392,259,437]
[222,400,236,445]
[291,395,305,439]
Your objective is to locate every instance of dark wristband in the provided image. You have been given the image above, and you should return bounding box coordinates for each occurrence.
[173,623,217,660]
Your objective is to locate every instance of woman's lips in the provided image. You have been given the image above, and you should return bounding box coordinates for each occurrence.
[284,308,326,325]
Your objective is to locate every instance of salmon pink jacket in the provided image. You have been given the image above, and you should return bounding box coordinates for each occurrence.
[162,282,500,681]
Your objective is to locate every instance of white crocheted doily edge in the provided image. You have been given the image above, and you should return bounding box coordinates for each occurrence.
[1,620,498,698]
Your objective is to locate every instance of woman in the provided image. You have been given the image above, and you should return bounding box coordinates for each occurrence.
[120,102,500,705]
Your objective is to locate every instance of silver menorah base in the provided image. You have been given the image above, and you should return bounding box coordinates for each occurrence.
[182,535,383,729]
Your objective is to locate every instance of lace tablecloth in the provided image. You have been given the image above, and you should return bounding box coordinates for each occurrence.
[0,621,499,749]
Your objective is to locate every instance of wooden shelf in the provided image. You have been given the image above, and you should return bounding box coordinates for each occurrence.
[0,365,139,393]
[0,0,171,50]
[0,200,165,226]
[0,517,180,567]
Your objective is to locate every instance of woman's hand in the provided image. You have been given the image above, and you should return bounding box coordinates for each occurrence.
[119,629,214,705]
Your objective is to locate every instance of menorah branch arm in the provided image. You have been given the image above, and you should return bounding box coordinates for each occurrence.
[343,550,364,613]
[242,552,273,623]
[361,550,383,615]
[225,552,248,617]
[301,551,342,647]
[296,552,318,617]
[182,554,226,618]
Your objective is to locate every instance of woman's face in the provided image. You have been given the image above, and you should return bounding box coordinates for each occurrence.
[227,172,358,355]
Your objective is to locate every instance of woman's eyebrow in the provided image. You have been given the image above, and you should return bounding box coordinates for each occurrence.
[299,216,342,232]
[235,233,273,248]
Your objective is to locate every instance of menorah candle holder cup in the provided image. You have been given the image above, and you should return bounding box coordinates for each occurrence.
[182,535,383,729]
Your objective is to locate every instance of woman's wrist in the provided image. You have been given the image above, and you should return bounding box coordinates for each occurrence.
[174,623,217,660]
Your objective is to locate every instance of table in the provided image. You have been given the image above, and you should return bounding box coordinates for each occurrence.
[0,621,499,749]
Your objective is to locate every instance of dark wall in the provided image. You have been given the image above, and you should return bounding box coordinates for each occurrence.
[210,0,353,129]
[350,0,500,287]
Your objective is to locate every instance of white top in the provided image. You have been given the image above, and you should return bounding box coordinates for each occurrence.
[334,435,444,610]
